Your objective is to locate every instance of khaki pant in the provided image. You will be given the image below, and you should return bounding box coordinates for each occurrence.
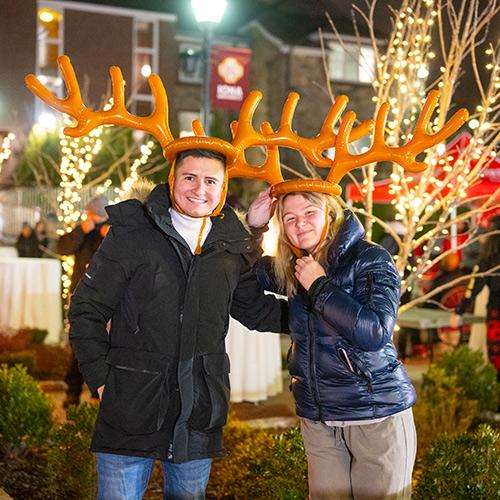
[300,410,416,500]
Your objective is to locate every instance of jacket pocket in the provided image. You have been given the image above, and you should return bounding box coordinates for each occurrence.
[188,353,231,432]
[100,348,169,435]
[336,344,373,391]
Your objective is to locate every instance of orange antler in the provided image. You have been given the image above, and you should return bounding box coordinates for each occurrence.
[25,55,174,148]
[227,91,374,187]
[327,90,469,186]
[25,56,469,199]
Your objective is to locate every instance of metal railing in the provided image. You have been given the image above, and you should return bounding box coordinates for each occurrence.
[0,186,116,243]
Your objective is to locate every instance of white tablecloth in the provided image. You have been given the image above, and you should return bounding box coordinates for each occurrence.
[0,257,63,344]
[226,317,283,402]
[0,247,17,258]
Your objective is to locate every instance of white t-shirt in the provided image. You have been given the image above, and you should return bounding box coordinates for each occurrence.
[324,408,411,428]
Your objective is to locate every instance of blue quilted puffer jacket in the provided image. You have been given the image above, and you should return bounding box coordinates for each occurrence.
[256,210,416,422]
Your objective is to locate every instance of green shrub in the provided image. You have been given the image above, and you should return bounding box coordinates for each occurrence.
[0,350,36,373]
[249,427,308,499]
[436,345,500,412]
[0,364,53,453]
[414,424,500,499]
[208,420,307,499]
[46,402,99,499]
[414,365,477,457]
[33,344,71,380]
[29,328,49,345]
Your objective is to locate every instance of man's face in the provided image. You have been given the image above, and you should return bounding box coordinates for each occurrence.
[173,155,225,217]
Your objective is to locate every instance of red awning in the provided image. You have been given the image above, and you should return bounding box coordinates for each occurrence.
[346,132,500,203]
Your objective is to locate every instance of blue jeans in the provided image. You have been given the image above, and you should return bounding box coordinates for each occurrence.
[96,452,212,500]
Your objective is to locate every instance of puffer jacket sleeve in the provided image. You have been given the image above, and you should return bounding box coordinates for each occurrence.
[69,227,136,393]
[312,245,401,351]
[230,256,288,334]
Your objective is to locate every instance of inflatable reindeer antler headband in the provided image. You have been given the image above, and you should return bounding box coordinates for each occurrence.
[26,55,469,197]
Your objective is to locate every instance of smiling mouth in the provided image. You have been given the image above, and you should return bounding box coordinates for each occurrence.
[297,230,312,237]
[186,197,207,204]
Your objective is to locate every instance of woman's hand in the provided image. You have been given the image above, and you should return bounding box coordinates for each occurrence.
[295,255,326,291]
[247,188,277,228]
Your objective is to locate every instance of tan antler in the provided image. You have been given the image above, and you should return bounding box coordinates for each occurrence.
[227,91,374,185]
[25,55,174,148]
[327,90,469,185]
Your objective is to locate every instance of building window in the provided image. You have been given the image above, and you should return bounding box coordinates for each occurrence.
[178,111,200,137]
[178,43,203,84]
[132,18,158,115]
[36,4,63,124]
[328,42,375,83]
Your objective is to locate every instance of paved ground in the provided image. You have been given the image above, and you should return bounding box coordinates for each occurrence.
[40,357,429,427]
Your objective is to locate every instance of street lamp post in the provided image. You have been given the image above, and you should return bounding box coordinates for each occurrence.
[191,0,227,132]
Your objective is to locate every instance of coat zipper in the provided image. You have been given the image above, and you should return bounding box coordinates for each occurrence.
[114,365,160,375]
[308,304,323,422]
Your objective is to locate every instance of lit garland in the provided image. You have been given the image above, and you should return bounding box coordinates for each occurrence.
[0,133,15,174]
[56,114,105,302]
[112,140,156,202]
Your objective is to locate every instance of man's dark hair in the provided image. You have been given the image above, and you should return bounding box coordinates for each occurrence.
[176,148,226,168]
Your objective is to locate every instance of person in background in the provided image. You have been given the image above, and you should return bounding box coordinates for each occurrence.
[34,220,49,256]
[452,215,500,387]
[248,188,417,500]
[15,222,42,257]
[58,194,110,408]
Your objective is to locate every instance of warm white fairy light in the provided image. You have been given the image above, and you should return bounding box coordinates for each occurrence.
[351,0,499,309]
[56,115,105,302]
[0,133,15,174]
[113,140,155,202]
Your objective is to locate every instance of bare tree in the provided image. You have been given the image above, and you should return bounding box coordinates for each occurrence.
[328,0,499,311]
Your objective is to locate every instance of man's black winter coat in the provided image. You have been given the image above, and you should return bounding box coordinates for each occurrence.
[69,184,288,462]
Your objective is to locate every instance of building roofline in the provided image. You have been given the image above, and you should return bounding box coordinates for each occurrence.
[40,0,177,22]
[239,20,291,54]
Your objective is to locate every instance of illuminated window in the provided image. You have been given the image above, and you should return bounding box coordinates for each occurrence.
[178,111,199,137]
[328,42,375,83]
[133,19,158,115]
[36,5,63,124]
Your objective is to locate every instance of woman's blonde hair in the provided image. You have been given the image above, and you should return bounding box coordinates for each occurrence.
[273,192,344,297]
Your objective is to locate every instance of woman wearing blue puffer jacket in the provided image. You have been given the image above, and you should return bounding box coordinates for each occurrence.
[248,188,417,500]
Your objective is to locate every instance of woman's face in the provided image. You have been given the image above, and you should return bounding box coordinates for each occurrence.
[281,194,327,253]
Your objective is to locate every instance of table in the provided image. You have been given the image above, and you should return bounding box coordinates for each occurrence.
[397,307,485,361]
[0,247,17,258]
[0,257,63,344]
[226,317,283,403]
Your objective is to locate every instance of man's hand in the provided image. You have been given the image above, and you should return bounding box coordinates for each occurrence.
[295,255,326,291]
[97,385,105,401]
[247,188,277,228]
[82,218,96,233]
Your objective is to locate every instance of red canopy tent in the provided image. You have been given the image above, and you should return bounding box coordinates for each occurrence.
[346,132,500,211]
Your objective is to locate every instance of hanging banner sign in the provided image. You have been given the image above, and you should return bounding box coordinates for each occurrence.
[211,46,252,110]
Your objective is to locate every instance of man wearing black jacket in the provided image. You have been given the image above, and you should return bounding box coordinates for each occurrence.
[69,149,288,499]
[58,194,109,407]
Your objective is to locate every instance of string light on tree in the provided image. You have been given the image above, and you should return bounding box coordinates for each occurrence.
[334,0,499,311]
[56,113,105,302]
[0,133,15,174]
